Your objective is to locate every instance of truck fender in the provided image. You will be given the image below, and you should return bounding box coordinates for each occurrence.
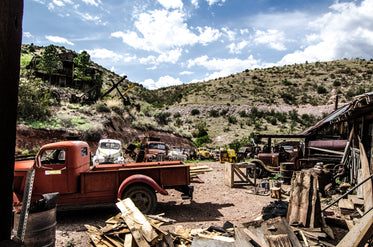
[117,174,168,199]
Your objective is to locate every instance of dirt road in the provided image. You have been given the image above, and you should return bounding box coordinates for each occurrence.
[55,162,275,246]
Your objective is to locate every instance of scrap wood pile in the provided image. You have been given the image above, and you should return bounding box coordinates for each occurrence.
[85,198,188,247]
[85,198,234,247]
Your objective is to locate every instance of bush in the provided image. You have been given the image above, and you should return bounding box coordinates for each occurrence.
[317,86,328,94]
[209,109,219,117]
[239,110,248,118]
[82,123,103,141]
[227,115,237,124]
[173,112,181,118]
[95,102,110,113]
[154,111,171,125]
[194,135,211,147]
[18,78,51,121]
[191,109,200,115]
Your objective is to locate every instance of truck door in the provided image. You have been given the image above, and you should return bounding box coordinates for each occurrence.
[33,148,69,195]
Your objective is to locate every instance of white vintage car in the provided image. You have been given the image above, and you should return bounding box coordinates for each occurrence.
[93,139,125,165]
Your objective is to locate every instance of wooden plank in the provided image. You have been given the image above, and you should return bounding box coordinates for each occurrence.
[243,228,269,247]
[337,208,373,247]
[339,199,355,210]
[124,233,134,247]
[308,146,344,155]
[359,138,373,212]
[265,234,292,247]
[245,217,302,247]
[348,194,364,206]
[234,227,255,247]
[224,163,234,187]
[116,198,158,246]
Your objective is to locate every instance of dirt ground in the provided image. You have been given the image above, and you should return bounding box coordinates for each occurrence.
[54,161,276,246]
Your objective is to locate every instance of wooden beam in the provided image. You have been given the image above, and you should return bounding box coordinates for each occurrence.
[359,137,373,212]
[0,0,23,241]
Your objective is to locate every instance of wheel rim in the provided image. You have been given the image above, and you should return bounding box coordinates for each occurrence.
[128,191,151,212]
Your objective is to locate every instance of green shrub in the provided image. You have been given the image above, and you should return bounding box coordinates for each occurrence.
[227,115,237,124]
[191,109,200,115]
[209,109,219,117]
[154,111,171,125]
[317,86,328,94]
[18,78,51,121]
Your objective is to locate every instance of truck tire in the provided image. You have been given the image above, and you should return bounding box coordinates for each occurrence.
[122,184,157,214]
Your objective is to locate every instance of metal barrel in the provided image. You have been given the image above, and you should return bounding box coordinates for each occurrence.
[14,206,57,247]
[280,162,294,185]
[23,207,57,247]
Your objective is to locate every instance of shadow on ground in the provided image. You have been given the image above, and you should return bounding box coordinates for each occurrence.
[156,201,235,222]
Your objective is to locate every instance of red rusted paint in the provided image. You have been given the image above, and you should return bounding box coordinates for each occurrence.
[117,174,168,199]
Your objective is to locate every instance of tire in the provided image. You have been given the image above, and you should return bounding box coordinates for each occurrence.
[122,184,157,214]
[247,162,264,178]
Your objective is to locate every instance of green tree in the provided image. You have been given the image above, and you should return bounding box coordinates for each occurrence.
[38,44,61,83]
[73,50,93,81]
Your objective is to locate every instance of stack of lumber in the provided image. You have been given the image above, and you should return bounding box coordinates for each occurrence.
[85,198,188,247]
[189,165,213,180]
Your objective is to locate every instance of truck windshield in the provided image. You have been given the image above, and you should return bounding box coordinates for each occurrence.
[100,142,121,150]
[149,143,166,150]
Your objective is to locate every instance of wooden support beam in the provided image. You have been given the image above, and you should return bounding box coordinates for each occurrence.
[359,137,373,212]
[0,0,23,241]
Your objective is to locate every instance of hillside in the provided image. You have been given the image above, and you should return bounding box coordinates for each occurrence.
[17,44,373,152]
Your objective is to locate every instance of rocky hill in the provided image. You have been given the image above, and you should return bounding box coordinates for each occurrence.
[17,44,373,153]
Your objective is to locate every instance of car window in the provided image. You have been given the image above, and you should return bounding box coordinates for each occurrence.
[40,149,66,165]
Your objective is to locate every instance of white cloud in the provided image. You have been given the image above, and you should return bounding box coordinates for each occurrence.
[228,40,249,54]
[180,71,193,75]
[279,0,373,65]
[82,0,102,7]
[206,0,226,6]
[138,49,182,65]
[187,55,260,81]
[47,0,73,10]
[23,32,33,38]
[158,0,183,9]
[221,27,236,41]
[141,75,183,89]
[111,9,221,53]
[45,35,74,45]
[75,11,104,25]
[86,48,123,62]
[191,0,199,8]
[254,29,286,51]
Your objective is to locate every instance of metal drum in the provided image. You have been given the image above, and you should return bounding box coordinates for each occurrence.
[280,162,294,185]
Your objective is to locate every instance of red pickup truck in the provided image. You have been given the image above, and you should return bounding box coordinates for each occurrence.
[13,141,193,214]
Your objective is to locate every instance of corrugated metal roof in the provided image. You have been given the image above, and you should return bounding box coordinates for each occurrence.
[300,92,373,136]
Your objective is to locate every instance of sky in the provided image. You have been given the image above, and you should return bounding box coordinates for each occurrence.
[23,0,373,89]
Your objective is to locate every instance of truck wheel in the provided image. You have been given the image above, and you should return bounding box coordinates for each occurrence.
[122,185,157,214]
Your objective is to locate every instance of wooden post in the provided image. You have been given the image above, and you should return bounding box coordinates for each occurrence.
[359,137,373,212]
[0,0,23,241]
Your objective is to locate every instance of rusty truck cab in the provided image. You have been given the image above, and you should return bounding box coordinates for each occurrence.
[32,141,90,196]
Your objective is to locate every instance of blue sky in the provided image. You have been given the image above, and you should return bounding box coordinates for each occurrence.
[23,0,373,89]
